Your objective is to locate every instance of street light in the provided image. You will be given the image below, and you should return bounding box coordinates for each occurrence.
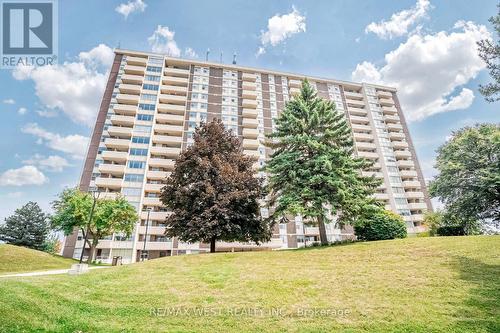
[79,187,100,264]
[141,207,152,261]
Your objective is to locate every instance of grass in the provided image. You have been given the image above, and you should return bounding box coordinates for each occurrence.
[0,236,498,332]
[0,244,78,274]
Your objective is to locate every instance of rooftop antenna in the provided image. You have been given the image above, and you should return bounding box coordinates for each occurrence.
[220,50,223,63]
[117,41,121,49]
[232,52,237,65]
[206,48,210,61]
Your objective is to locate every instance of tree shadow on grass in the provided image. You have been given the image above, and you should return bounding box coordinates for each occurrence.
[450,256,500,332]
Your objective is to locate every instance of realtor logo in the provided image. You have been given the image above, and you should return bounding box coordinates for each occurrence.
[1,0,58,68]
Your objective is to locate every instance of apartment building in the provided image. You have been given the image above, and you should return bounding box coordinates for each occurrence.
[62,49,432,263]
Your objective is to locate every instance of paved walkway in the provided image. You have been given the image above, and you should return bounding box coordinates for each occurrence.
[0,266,110,278]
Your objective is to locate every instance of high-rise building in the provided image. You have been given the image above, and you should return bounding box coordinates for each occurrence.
[62,49,432,263]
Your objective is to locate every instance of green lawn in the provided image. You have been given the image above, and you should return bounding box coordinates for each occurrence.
[0,236,498,332]
[0,244,77,274]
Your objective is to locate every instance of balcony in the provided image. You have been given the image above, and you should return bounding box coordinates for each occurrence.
[139,241,172,251]
[385,115,400,123]
[162,76,189,86]
[356,141,376,150]
[382,106,398,115]
[397,160,415,168]
[154,124,183,136]
[243,150,260,158]
[121,74,143,85]
[141,211,169,220]
[362,171,383,179]
[116,94,140,105]
[114,104,137,115]
[350,115,370,125]
[289,79,301,88]
[118,83,141,95]
[242,118,258,128]
[150,146,181,157]
[379,97,395,106]
[357,151,378,160]
[344,91,364,100]
[137,226,166,235]
[408,202,428,210]
[164,67,190,77]
[124,64,146,75]
[144,183,164,193]
[351,123,372,132]
[403,180,421,189]
[242,128,259,139]
[242,99,258,109]
[142,197,162,206]
[406,191,424,200]
[345,99,365,108]
[126,56,148,66]
[104,138,130,149]
[152,134,182,146]
[242,90,258,99]
[159,94,186,105]
[242,108,258,118]
[410,214,424,222]
[161,85,187,95]
[348,107,367,116]
[95,177,122,189]
[242,139,259,149]
[157,103,185,114]
[148,158,175,169]
[389,132,405,140]
[110,115,135,126]
[392,141,409,149]
[377,90,393,98]
[156,113,184,124]
[98,164,126,175]
[387,123,403,131]
[242,72,257,81]
[374,193,389,201]
[107,126,133,138]
[242,81,257,90]
[353,132,373,141]
[400,170,418,178]
[394,150,412,159]
[147,170,170,180]
[102,150,128,162]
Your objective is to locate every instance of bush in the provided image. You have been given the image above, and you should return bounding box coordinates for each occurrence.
[354,210,407,241]
[436,225,466,236]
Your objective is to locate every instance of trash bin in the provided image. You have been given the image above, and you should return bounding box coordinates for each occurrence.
[112,256,122,266]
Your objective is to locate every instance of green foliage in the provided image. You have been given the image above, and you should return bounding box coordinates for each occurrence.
[265,80,380,244]
[477,4,500,102]
[429,124,500,230]
[0,202,51,251]
[354,209,407,241]
[51,188,137,261]
[161,119,273,252]
[423,211,444,236]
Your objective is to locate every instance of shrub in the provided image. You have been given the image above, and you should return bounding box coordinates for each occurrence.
[354,210,407,241]
[436,225,466,236]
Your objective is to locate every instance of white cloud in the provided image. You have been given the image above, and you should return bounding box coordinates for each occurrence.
[352,21,490,121]
[365,0,431,39]
[184,47,198,59]
[17,107,27,115]
[148,25,181,57]
[0,166,48,186]
[6,191,23,198]
[21,123,89,159]
[3,99,15,104]
[115,0,147,19]
[36,109,58,118]
[12,44,113,127]
[257,7,306,56]
[22,154,70,172]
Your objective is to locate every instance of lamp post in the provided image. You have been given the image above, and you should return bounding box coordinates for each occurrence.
[142,208,152,261]
[79,187,100,264]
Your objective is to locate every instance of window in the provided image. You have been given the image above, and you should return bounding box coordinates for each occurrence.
[148,57,163,65]
[122,187,142,196]
[130,148,148,156]
[124,174,144,182]
[145,75,160,82]
[132,136,150,144]
[146,66,161,73]
[141,94,157,101]
[142,84,159,91]
[139,103,155,111]
[395,198,408,205]
[134,125,152,133]
[128,161,146,169]
[137,114,153,121]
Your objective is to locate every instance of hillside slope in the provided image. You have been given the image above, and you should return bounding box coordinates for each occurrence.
[0,236,498,332]
[0,244,76,274]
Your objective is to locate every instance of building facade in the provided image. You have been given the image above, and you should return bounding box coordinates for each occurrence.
[62,49,432,263]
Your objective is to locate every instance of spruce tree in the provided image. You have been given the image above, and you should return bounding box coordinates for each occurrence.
[265,80,380,244]
[161,119,273,252]
[0,201,50,251]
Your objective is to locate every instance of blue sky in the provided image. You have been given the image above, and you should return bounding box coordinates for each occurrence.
[0,0,498,220]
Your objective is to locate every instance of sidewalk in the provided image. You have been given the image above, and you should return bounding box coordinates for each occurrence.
[0,266,110,278]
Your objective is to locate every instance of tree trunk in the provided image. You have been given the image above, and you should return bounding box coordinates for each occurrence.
[318,215,328,245]
[210,237,216,253]
[88,240,99,263]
